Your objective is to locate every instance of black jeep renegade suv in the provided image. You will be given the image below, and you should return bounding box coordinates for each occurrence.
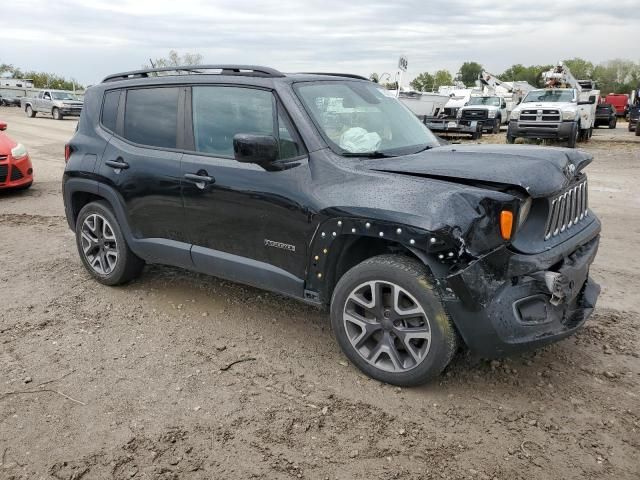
[63,65,601,386]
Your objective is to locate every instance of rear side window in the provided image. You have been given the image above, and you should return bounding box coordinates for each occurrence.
[124,88,179,148]
[192,86,302,159]
[101,90,120,132]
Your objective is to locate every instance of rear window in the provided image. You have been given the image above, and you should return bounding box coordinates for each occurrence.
[124,88,179,148]
[101,90,120,132]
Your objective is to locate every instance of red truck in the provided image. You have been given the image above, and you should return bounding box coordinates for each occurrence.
[604,93,629,116]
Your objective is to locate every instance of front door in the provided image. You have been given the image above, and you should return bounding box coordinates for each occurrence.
[181,85,311,293]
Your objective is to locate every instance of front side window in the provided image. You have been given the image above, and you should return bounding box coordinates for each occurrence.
[101,90,120,132]
[523,89,575,103]
[294,81,439,156]
[124,87,179,148]
[192,86,301,159]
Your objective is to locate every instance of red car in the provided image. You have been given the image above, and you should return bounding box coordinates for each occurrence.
[0,120,33,190]
[604,93,629,117]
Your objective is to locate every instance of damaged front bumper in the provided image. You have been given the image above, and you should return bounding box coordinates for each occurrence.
[442,217,601,357]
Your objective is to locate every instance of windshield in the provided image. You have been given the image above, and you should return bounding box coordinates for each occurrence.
[468,97,501,106]
[294,81,439,156]
[51,92,78,101]
[523,89,575,103]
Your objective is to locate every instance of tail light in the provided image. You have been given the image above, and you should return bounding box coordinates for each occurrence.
[65,144,73,163]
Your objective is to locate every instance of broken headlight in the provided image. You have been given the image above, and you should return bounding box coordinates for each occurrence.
[518,197,532,229]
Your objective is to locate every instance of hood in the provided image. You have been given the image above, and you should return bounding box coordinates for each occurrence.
[0,131,18,153]
[515,101,576,111]
[461,105,499,111]
[368,144,592,198]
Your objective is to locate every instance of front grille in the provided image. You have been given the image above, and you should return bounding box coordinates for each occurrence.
[461,109,488,121]
[10,166,24,181]
[544,179,589,240]
[0,164,7,183]
[520,109,561,122]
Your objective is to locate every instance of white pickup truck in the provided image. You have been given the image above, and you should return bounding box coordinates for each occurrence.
[456,96,508,134]
[20,89,83,120]
[507,88,597,148]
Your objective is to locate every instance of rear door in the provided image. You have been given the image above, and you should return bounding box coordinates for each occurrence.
[98,86,186,245]
[180,85,311,292]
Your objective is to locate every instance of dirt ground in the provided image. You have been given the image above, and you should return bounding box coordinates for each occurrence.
[1,106,638,480]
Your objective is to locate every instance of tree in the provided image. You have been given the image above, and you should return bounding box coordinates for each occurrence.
[410,72,434,92]
[562,58,594,79]
[369,73,379,83]
[144,50,204,68]
[433,70,453,89]
[499,64,553,87]
[456,61,483,87]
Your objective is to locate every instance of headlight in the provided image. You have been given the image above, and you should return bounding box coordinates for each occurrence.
[510,110,520,120]
[562,110,577,121]
[11,143,28,160]
[518,197,532,229]
[456,109,462,119]
[488,110,496,118]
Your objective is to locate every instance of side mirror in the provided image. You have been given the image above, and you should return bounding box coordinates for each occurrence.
[233,134,278,168]
[0,121,7,131]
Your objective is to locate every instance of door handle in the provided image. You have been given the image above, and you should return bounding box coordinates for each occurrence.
[105,159,129,170]
[184,173,214,184]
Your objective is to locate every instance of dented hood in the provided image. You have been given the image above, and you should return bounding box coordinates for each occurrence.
[369,144,592,198]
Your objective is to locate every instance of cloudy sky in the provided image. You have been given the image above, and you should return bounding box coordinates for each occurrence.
[1,0,637,86]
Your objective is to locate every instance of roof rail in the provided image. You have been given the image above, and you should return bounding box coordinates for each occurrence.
[298,72,371,81]
[101,65,285,83]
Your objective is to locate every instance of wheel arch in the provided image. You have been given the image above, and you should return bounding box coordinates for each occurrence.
[305,217,459,305]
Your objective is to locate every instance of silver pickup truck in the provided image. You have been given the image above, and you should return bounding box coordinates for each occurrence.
[21,89,83,120]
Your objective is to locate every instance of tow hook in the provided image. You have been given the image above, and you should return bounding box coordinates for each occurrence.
[543,271,566,306]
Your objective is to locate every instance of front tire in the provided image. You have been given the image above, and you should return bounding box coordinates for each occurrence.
[26,105,36,118]
[75,201,144,285]
[568,123,579,148]
[330,255,458,386]
[52,107,63,120]
[492,117,500,134]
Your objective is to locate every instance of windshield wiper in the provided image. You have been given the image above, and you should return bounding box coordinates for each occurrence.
[411,145,434,154]
[341,151,396,158]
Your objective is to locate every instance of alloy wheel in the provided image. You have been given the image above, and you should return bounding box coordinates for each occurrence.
[80,213,119,275]
[343,280,431,373]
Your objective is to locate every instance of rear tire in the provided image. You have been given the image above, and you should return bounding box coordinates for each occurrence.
[609,118,617,129]
[26,105,36,118]
[636,125,640,137]
[75,201,145,286]
[330,254,458,386]
[52,107,63,120]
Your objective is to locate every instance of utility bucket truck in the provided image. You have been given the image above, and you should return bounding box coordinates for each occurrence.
[507,62,599,148]
[456,71,533,134]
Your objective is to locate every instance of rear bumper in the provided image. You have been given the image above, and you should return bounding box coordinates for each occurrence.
[508,120,575,139]
[443,218,601,357]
